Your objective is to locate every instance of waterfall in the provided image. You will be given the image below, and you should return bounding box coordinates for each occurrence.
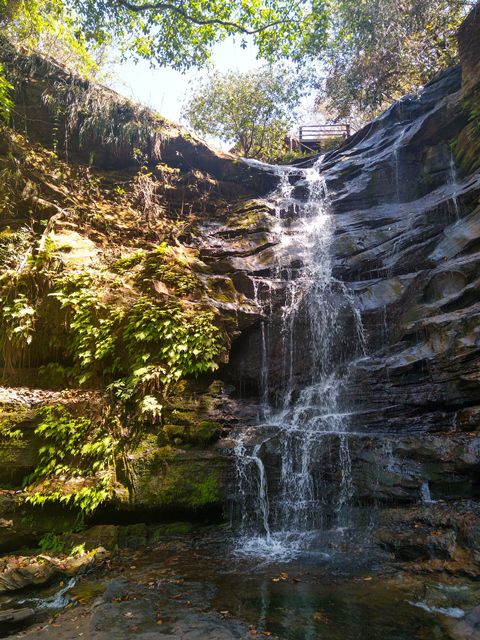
[448,149,461,220]
[233,160,364,560]
[420,481,435,505]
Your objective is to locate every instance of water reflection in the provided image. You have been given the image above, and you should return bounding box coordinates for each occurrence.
[212,572,470,640]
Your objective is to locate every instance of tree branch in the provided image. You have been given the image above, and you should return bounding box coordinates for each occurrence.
[114,0,295,34]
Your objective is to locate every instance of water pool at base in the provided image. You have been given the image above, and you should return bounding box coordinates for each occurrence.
[110,531,480,640]
[1,528,479,639]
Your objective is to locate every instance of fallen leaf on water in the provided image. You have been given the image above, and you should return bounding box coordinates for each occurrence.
[313,611,330,624]
[272,572,289,583]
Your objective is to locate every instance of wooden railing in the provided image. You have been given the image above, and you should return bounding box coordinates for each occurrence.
[298,123,351,151]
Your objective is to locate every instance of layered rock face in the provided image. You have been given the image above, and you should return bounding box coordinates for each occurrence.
[228,65,480,438]
[217,6,480,553]
[1,6,480,573]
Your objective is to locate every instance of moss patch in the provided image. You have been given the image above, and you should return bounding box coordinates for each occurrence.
[453,88,480,175]
[128,448,227,510]
[0,403,39,486]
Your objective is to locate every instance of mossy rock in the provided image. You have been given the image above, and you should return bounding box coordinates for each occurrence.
[454,88,480,176]
[0,405,39,487]
[62,524,119,553]
[0,494,79,553]
[126,448,228,511]
[165,409,197,426]
[117,523,148,549]
[227,200,273,233]
[116,522,195,550]
[454,120,480,175]
[37,363,76,389]
[205,276,238,305]
[166,380,228,417]
[161,420,222,448]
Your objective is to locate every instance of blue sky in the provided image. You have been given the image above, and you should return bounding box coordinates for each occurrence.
[107,37,319,149]
[109,38,262,125]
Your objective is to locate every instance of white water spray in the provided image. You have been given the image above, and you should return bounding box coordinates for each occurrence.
[233,159,364,560]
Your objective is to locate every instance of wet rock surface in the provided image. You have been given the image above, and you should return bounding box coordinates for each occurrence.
[376,502,480,574]
[9,548,264,640]
[0,13,479,640]
[227,62,480,438]
[0,548,109,594]
[1,529,479,640]
[219,6,480,559]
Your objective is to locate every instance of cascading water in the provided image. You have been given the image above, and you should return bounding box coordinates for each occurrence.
[448,149,461,220]
[233,159,364,560]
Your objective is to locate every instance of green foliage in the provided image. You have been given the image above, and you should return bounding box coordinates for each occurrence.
[0,404,26,442]
[318,0,470,124]
[38,531,65,555]
[51,270,225,423]
[1,0,99,77]
[70,0,329,71]
[51,271,122,384]
[137,244,199,295]
[0,292,36,350]
[70,542,86,556]
[0,233,64,369]
[111,297,224,417]
[25,404,117,514]
[0,274,38,370]
[38,362,74,389]
[0,64,13,122]
[112,250,146,274]
[183,65,306,160]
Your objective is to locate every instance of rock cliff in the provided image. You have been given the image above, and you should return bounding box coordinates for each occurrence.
[0,4,479,575]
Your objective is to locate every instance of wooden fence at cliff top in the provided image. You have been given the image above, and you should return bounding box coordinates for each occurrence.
[297,123,352,152]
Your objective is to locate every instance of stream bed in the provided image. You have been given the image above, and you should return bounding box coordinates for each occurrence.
[3,528,479,639]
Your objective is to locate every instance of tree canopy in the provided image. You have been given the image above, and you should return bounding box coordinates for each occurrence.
[183,65,305,160]
[1,0,330,71]
[318,0,471,124]
[1,0,473,128]
[75,0,329,69]
[1,0,100,75]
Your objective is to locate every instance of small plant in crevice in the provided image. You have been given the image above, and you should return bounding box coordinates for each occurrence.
[38,532,65,555]
[136,244,200,296]
[131,148,165,229]
[112,249,146,274]
[0,65,13,123]
[0,405,27,443]
[51,270,123,384]
[0,233,65,370]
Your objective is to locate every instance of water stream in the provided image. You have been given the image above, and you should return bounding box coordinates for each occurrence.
[233,160,365,560]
